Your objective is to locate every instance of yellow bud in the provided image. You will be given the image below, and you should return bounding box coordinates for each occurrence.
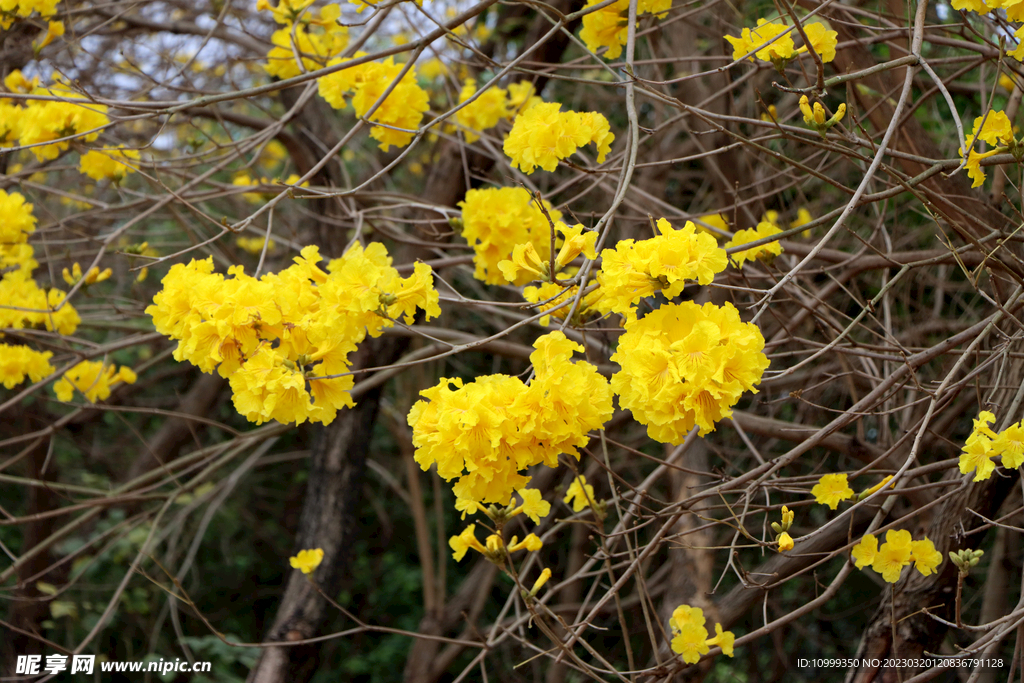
[530,568,552,596]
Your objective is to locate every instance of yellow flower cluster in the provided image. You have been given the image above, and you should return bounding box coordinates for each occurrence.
[0,189,80,333]
[579,0,670,60]
[458,186,562,285]
[725,19,837,67]
[79,147,140,182]
[611,301,769,441]
[668,604,735,664]
[811,473,854,509]
[0,188,36,255]
[454,81,542,143]
[456,79,508,143]
[408,332,613,508]
[259,0,349,80]
[959,410,1024,481]
[851,530,942,583]
[960,110,1015,188]
[2,73,110,161]
[54,360,137,403]
[0,0,58,29]
[318,54,429,151]
[147,242,441,425]
[0,272,79,334]
[449,523,542,562]
[503,102,614,174]
[0,343,54,389]
[62,262,112,286]
[725,220,783,268]
[596,218,727,321]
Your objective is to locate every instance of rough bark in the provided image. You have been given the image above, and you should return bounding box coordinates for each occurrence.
[246,337,406,683]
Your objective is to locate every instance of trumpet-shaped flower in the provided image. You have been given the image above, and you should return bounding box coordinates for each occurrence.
[564,475,595,512]
[54,360,136,403]
[811,473,854,510]
[851,533,877,569]
[871,529,913,583]
[289,548,324,574]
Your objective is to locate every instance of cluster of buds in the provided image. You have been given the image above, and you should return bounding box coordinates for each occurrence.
[799,95,846,137]
[449,524,543,566]
[949,548,984,576]
[62,262,112,287]
[771,505,795,552]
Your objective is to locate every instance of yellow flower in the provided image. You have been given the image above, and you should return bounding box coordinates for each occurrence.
[498,242,549,283]
[564,475,595,512]
[725,221,783,268]
[53,360,136,403]
[725,19,796,63]
[512,488,551,524]
[959,433,995,481]
[910,538,942,577]
[668,604,735,663]
[34,20,64,51]
[777,531,794,552]
[317,55,428,151]
[799,22,837,62]
[530,568,552,595]
[696,212,729,235]
[597,218,728,319]
[972,111,1014,146]
[810,473,854,510]
[289,548,324,574]
[508,534,543,553]
[993,421,1024,469]
[871,529,912,583]
[456,79,509,143]
[962,147,998,188]
[705,623,735,657]
[851,533,877,569]
[669,605,709,663]
[790,207,813,237]
[450,524,487,562]
[79,147,140,182]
